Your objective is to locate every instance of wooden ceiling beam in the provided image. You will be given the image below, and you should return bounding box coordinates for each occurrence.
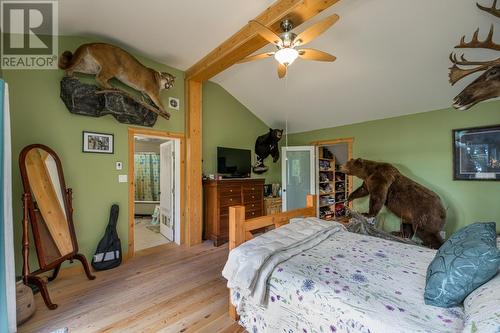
[185,0,341,81]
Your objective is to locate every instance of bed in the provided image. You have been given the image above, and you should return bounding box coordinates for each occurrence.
[223,195,500,333]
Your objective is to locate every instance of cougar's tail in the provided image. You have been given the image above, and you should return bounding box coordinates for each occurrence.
[58,51,73,69]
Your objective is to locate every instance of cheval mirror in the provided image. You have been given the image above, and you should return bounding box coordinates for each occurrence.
[19,144,95,310]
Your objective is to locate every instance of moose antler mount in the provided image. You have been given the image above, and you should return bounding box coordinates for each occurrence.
[449,0,500,110]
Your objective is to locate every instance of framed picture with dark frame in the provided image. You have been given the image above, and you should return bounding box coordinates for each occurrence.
[452,124,500,181]
[82,131,114,154]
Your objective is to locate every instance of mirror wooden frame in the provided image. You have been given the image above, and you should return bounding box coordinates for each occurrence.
[19,144,95,310]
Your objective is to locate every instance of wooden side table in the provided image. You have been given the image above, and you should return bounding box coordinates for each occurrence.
[264,197,282,215]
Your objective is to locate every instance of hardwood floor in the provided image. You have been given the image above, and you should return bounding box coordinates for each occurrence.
[18,241,246,333]
[134,217,170,251]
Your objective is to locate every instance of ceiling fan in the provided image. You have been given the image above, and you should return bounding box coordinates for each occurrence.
[238,14,340,79]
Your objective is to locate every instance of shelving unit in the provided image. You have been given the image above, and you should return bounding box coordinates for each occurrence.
[317,146,350,221]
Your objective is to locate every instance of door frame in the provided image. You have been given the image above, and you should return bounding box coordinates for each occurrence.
[127,127,185,258]
[281,146,316,211]
[310,137,355,211]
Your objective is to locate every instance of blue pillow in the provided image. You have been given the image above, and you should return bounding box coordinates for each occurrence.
[424,222,500,308]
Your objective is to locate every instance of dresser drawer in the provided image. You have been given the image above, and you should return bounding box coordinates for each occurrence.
[245,208,263,219]
[219,204,243,216]
[220,202,261,217]
[245,201,260,211]
[220,194,242,207]
[244,191,262,203]
[242,183,261,192]
[220,185,241,196]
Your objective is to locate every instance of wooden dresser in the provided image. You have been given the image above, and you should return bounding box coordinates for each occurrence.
[203,178,265,246]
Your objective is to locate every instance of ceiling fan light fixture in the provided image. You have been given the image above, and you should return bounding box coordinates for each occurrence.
[274,47,299,66]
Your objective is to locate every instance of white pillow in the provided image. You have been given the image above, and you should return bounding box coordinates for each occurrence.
[462,237,500,333]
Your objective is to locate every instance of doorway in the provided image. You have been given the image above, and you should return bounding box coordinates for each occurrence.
[128,128,184,256]
[312,138,354,221]
[281,138,354,221]
[281,146,316,211]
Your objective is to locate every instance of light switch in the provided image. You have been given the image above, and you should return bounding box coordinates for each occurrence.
[118,175,128,183]
[116,161,123,170]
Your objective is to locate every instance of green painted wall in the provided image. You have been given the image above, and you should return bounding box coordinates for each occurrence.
[3,35,184,273]
[289,101,500,236]
[202,81,281,183]
[4,35,276,274]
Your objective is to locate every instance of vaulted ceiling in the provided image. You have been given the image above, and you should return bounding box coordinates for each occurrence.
[59,0,275,70]
[59,0,499,133]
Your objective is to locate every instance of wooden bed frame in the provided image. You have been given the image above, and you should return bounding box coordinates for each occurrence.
[227,194,317,320]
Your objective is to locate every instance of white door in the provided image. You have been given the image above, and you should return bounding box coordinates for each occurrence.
[159,141,174,241]
[282,146,316,211]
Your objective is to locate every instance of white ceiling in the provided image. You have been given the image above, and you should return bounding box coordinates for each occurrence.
[58,0,275,70]
[59,0,499,133]
[213,0,500,132]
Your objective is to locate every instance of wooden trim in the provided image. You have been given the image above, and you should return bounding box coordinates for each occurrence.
[310,137,355,146]
[311,137,354,208]
[179,135,186,245]
[127,127,186,259]
[185,0,341,81]
[185,80,203,246]
[127,127,185,140]
[128,130,134,257]
[227,194,316,320]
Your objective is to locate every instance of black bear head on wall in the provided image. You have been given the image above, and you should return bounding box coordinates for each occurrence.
[253,128,284,174]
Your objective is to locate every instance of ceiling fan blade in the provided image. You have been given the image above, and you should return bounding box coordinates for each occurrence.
[298,48,337,62]
[278,63,287,79]
[238,52,275,64]
[293,14,339,47]
[249,20,283,46]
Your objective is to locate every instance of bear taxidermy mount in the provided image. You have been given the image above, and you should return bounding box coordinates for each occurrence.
[58,43,175,124]
[253,129,283,174]
[341,158,446,249]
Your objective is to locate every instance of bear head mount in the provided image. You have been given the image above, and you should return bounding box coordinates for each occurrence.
[253,128,284,174]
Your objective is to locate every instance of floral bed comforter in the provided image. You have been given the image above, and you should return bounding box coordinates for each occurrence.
[230,225,465,333]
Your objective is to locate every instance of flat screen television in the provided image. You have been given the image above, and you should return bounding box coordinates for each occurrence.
[217,147,251,178]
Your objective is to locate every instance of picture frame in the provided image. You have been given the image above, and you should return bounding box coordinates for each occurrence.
[82,131,114,154]
[168,97,180,110]
[452,124,500,181]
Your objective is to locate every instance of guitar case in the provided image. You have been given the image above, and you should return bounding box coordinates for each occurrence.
[92,204,122,270]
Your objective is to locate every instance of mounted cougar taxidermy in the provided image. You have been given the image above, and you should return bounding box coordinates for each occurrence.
[449,1,500,110]
[58,43,175,119]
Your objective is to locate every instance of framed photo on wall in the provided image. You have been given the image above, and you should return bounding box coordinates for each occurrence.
[82,131,114,154]
[453,124,500,181]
